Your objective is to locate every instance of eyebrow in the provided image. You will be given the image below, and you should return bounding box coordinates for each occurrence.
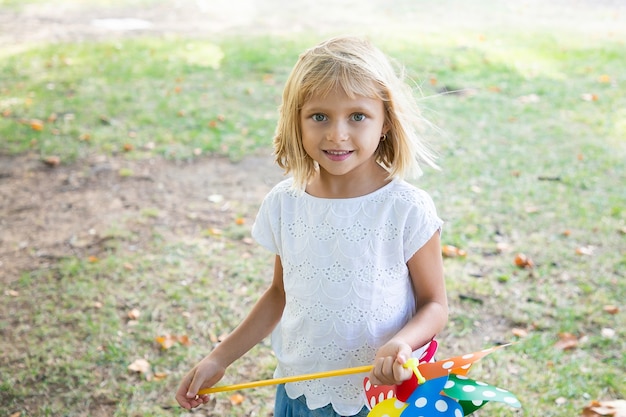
[301,100,380,114]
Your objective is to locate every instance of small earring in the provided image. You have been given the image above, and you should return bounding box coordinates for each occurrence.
[380,133,387,141]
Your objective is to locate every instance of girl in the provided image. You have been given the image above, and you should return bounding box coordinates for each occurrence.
[176,36,448,417]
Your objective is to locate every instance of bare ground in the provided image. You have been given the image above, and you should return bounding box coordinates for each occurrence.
[0,152,283,282]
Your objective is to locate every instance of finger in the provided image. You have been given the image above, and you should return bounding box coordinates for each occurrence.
[371,356,395,385]
[175,375,195,409]
[392,360,413,383]
[395,344,412,365]
[369,358,385,385]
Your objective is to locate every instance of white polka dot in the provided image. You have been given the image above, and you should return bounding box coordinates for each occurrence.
[456,375,469,380]
[472,400,484,406]
[387,390,394,399]
[504,396,519,404]
[435,399,448,412]
[461,364,471,370]
[379,393,385,403]
[462,353,475,359]
[455,409,464,417]
[414,397,427,408]
[442,360,455,369]
[370,398,377,408]
[496,387,508,392]
[365,380,372,390]
[483,390,496,398]
[476,381,487,386]
[463,385,476,392]
[444,380,455,389]
[394,399,405,409]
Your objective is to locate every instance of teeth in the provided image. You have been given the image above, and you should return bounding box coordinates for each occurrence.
[326,150,350,155]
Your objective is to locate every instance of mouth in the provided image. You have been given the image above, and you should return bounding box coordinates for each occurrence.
[323,150,353,161]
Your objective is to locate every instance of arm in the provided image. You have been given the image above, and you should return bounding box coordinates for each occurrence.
[176,255,285,409]
[369,230,448,386]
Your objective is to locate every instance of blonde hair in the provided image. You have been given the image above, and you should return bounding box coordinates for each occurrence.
[274,36,438,190]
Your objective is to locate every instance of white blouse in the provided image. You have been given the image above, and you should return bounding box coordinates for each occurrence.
[251,178,443,415]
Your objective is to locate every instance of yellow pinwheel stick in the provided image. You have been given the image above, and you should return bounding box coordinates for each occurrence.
[197,365,373,395]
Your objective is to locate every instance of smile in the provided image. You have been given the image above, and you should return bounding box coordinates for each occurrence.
[323,150,353,161]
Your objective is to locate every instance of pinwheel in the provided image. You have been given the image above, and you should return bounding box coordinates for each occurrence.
[364,344,521,416]
[197,343,521,416]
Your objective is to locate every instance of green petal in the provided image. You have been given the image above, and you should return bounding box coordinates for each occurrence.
[443,375,521,408]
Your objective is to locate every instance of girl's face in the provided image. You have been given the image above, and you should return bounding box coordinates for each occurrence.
[300,88,387,184]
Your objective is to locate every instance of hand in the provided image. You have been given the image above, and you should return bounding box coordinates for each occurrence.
[175,357,226,409]
[369,340,414,386]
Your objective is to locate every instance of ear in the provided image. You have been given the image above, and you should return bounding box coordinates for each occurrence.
[382,122,390,136]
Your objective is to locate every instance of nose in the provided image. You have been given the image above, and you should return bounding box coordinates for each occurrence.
[326,121,349,143]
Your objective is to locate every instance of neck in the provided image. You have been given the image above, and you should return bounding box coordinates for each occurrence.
[306,165,390,199]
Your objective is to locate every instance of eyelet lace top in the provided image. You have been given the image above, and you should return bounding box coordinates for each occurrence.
[252,178,443,416]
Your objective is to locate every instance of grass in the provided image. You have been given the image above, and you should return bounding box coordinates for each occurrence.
[1,4,625,417]
[0,35,305,161]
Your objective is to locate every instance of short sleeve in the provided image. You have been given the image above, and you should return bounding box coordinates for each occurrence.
[251,180,287,255]
[402,188,443,262]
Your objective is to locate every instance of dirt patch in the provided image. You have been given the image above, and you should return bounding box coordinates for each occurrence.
[0,152,283,282]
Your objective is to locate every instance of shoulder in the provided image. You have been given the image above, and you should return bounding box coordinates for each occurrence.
[259,178,300,207]
[383,180,437,211]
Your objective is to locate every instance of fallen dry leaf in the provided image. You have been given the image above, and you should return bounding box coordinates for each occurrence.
[229,393,245,405]
[30,119,44,131]
[153,372,168,381]
[128,358,151,374]
[155,334,191,349]
[514,253,534,268]
[582,399,626,417]
[178,335,191,346]
[442,245,467,258]
[554,332,579,350]
[127,308,141,320]
[42,155,61,167]
[603,305,619,315]
[576,246,595,256]
[156,335,177,350]
[511,328,529,338]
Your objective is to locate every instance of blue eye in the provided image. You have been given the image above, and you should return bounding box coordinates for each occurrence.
[352,113,366,122]
[312,114,327,122]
